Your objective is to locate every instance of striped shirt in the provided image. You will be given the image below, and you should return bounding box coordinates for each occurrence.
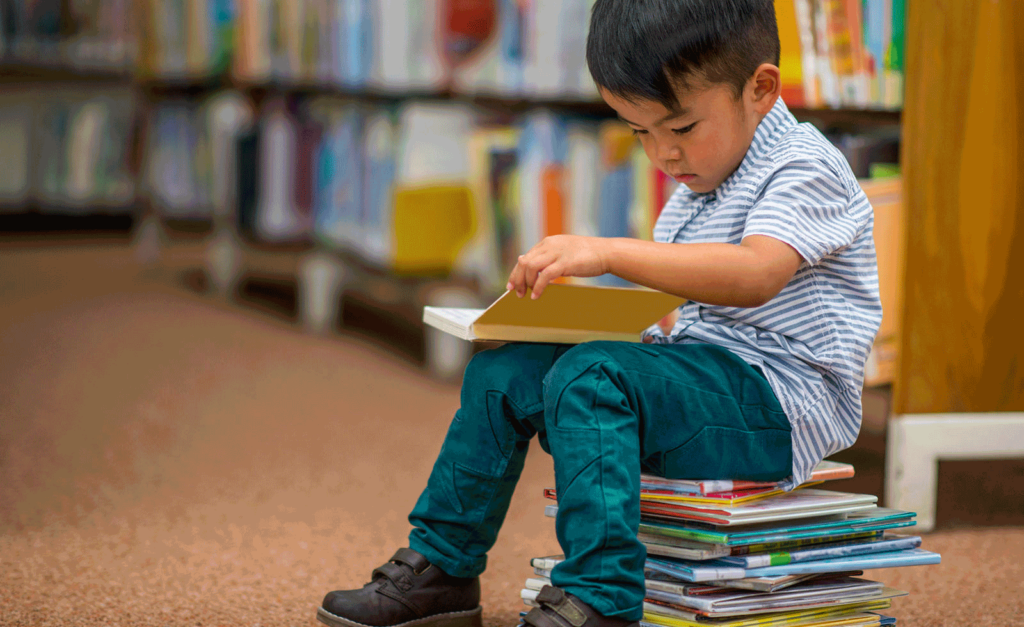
[645,98,882,488]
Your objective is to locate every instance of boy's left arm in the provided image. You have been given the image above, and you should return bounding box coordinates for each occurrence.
[508,158,861,306]
[506,234,803,308]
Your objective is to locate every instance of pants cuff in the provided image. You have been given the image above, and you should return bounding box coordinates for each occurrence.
[565,588,644,622]
[408,534,487,579]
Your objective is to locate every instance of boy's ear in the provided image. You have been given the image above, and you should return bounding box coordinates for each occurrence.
[749,63,782,114]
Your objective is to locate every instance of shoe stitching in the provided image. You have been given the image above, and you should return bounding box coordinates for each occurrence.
[376,579,425,617]
[534,589,587,627]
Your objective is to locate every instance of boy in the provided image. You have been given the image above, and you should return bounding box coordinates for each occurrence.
[317,1,881,627]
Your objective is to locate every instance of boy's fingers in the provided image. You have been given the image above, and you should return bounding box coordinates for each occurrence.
[507,259,525,296]
[523,253,555,297]
[511,255,527,294]
[531,278,546,299]
[531,265,562,299]
[524,265,540,297]
[517,256,532,297]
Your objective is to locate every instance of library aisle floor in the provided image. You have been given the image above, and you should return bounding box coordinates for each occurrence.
[1,241,1022,627]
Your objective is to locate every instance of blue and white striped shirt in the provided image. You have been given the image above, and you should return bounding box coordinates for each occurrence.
[646,98,882,488]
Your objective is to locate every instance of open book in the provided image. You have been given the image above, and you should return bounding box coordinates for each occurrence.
[423,283,685,343]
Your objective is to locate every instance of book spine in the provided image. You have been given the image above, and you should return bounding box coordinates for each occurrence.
[883,0,904,109]
[520,588,539,604]
[775,0,807,107]
[524,577,549,591]
[794,0,822,107]
[742,548,940,577]
[645,558,746,583]
[643,579,716,597]
[725,535,921,567]
[823,0,855,106]
[727,530,883,555]
[530,556,563,570]
[644,589,715,613]
[811,0,841,107]
[842,0,870,107]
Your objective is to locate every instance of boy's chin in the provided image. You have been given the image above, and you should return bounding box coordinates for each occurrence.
[682,181,717,194]
[661,169,723,194]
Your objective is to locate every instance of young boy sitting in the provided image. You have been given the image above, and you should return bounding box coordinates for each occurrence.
[317,1,881,627]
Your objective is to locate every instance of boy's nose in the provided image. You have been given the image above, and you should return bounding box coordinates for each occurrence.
[656,139,682,162]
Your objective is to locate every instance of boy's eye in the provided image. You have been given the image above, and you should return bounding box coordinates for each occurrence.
[629,128,648,137]
[672,122,697,135]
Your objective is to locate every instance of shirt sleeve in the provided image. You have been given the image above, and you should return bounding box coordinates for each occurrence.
[641,323,668,344]
[743,159,861,266]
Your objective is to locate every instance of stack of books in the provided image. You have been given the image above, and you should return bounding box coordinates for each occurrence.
[520,461,940,627]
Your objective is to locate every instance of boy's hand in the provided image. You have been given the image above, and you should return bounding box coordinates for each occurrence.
[506,235,608,299]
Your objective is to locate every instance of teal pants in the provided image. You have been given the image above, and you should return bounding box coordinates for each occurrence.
[408,341,792,621]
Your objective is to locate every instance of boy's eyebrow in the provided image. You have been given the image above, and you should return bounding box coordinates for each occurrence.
[618,108,690,127]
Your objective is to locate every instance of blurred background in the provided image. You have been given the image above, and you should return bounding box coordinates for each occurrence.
[1,1,1021,626]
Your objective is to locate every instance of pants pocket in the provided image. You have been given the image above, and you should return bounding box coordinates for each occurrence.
[437,461,500,517]
[661,426,792,482]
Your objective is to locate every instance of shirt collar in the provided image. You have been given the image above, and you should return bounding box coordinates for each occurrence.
[680,97,797,202]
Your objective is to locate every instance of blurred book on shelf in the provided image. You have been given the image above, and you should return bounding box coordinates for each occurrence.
[0,88,136,213]
[0,0,133,71]
[782,0,905,110]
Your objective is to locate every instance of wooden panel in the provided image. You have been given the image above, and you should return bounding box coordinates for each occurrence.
[861,178,904,343]
[862,178,903,388]
[896,0,1024,414]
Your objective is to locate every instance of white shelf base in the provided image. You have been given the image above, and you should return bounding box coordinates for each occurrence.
[205,228,242,298]
[885,412,1024,531]
[298,251,347,335]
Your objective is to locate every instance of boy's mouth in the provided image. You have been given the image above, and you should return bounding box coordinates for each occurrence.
[671,174,697,183]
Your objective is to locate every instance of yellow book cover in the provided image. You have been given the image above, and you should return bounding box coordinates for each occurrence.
[392,185,476,275]
[643,604,889,627]
[639,485,818,506]
[423,283,685,343]
[775,0,806,106]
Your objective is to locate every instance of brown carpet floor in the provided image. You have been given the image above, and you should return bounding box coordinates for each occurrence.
[1,241,1022,627]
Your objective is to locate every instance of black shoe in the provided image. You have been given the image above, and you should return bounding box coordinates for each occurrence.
[318,548,483,627]
[523,586,638,627]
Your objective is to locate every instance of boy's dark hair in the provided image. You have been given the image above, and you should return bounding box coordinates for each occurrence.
[586,0,780,109]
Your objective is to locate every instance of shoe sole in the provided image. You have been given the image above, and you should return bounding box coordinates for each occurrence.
[317,606,483,627]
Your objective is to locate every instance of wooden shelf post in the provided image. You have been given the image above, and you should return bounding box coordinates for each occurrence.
[885,0,1024,531]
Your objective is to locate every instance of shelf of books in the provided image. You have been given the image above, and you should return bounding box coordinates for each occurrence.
[0,0,906,383]
[0,0,136,222]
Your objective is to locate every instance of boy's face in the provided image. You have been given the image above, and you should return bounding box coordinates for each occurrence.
[600,68,778,194]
